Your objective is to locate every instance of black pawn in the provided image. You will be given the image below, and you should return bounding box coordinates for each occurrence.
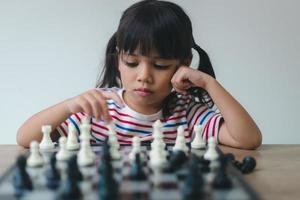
[46,154,60,190]
[164,150,187,172]
[56,156,82,200]
[98,139,119,200]
[212,155,232,189]
[129,153,147,181]
[182,155,204,200]
[241,156,256,174]
[13,155,33,197]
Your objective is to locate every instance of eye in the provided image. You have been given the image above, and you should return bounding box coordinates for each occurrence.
[125,62,138,67]
[154,64,171,70]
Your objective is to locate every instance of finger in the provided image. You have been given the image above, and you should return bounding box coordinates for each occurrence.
[140,135,153,142]
[78,96,93,117]
[90,91,112,122]
[84,93,102,121]
[101,90,125,108]
[98,98,112,123]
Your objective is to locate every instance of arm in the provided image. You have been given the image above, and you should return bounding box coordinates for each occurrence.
[16,100,71,148]
[17,89,124,148]
[171,67,262,149]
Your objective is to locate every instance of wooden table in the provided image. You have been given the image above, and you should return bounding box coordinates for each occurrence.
[0,144,299,200]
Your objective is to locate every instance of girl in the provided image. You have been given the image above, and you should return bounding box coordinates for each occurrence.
[17,0,262,149]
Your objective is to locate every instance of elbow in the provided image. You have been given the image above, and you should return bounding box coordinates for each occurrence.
[243,129,263,150]
[16,128,30,148]
[252,129,262,149]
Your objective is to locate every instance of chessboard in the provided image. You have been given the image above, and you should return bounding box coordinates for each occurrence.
[0,143,260,200]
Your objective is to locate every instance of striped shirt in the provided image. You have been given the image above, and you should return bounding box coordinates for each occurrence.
[57,88,223,144]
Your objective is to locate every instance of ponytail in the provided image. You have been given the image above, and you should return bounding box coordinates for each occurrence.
[96,32,120,88]
[192,42,215,78]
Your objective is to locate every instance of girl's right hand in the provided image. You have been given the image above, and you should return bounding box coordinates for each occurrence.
[66,89,125,122]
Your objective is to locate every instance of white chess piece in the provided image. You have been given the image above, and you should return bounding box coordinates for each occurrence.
[67,123,80,150]
[106,122,121,160]
[27,141,44,167]
[39,125,55,150]
[173,125,189,154]
[191,124,206,149]
[149,120,168,169]
[80,123,92,141]
[56,136,70,161]
[129,136,143,162]
[204,137,218,161]
[77,140,95,166]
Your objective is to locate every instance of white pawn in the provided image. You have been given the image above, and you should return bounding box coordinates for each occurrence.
[204,137,219,161]
[80,123,92,141]
[191,124,206,149]
[56,136,70,161]
[39,125,55,150]
[77,140,95,166]
[173,125,189,154]
[27,141,44,167]
[129,136,142,162]
[67,123,80,150]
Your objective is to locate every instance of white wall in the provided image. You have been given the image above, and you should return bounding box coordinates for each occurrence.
[0,0,299,144]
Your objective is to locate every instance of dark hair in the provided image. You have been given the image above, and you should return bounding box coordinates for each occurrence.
[96,0,215,118]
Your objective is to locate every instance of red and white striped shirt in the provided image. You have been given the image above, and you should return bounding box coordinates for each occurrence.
[57,88,223,144]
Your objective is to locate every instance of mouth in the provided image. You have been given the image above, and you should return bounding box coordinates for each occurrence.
[134,88,153,97]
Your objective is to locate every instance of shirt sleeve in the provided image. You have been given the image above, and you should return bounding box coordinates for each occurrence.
[187,101,224,143]
[56,112,84,137]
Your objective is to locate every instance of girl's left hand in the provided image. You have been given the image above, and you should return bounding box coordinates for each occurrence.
[171,66,211,93]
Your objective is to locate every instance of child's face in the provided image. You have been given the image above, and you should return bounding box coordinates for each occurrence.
[118,49,180,114]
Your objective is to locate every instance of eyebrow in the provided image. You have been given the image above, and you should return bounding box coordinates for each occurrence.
[125,52,163,59]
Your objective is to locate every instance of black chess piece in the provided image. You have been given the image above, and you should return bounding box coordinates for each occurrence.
[98,158,119,199]
[98,139,119,200]
[46,154,60,190]
[212,155,232,189]
[129,153,147,181]
[13,155,33,197]
[56,156,82,200]
[68,155,83,181]
[199,155,210,173]
[182,155,204,200]
[241,156,256,174]
[163,150,187,172]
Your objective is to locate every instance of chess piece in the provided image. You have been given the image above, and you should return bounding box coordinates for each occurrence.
[164,150,187,172]
[39,125,55,150]
[241,156,256,174]
[149,120,168,169]
[77,140,95,166]
[173,125,189,154]
[191,124,206,149]
[129,136,144,163]
[182,155,204,199]
[27,141,44,167]
[56,136,70,161]
[46,154,61,190]
[129,153,147,181]
[13,155,33,197]
[107,122,121,160]
[66,123,80,150]
[98,141,119,200]
[212,155,232,189]
[204,137,218,161]
[57,155,82,200]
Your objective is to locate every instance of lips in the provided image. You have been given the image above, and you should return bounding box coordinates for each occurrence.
[134,88,153,97]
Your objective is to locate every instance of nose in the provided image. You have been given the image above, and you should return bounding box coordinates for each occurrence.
[137,64,153,84]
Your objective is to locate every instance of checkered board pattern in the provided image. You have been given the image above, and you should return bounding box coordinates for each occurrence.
[0,145,261,200]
